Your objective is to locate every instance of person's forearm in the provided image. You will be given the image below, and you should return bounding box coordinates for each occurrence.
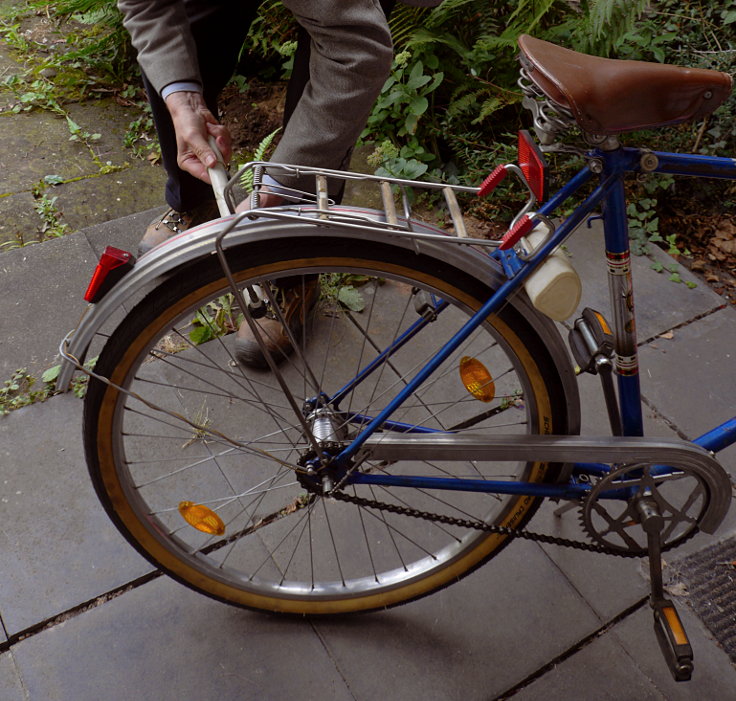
[117,0,201,94]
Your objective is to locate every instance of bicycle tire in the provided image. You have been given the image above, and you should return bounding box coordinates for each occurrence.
[84,235,577,614]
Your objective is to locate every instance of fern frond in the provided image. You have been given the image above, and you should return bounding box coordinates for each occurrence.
[425,0,485,29]
[580,0,649,54]
[239,128,282,192]
[389,5,430,48]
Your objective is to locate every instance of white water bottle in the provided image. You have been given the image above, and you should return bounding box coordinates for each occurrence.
[522,223,582,321]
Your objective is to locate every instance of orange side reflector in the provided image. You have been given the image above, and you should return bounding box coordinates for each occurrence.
[459,356,496,403]
[662,606,689,647]
[178,501,225,536]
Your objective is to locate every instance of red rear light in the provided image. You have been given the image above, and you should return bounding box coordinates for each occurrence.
[84,246,135,303]
[518,130,547,202]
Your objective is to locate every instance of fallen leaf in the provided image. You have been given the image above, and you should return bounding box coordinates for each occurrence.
[712,236,736,255]
[665,582,689,597]
[715,219,736,236]
[659,331,674,340]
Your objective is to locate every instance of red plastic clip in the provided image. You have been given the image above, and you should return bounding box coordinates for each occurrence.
[498,214,534,250]
[478,165,508,198]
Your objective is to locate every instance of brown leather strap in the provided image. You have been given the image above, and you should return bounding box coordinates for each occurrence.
[518,35,732,135]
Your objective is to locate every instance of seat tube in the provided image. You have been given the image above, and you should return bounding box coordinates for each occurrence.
[601,158,644,436]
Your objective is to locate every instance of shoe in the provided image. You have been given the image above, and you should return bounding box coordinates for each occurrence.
[234,278,319,369]
[138,200,220,256]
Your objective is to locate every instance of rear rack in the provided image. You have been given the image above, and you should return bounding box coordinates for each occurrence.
[222,162,501,249]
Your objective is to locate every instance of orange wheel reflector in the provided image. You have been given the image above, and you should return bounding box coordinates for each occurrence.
[459,356,496,403]
[178,501,225,536]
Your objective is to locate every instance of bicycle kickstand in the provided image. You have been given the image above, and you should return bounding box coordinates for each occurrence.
[636,498,694,682]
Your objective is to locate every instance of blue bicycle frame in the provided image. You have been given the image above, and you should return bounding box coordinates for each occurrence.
[326,145,736,499]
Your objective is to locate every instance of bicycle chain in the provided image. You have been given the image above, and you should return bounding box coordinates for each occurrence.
[330,489,647,559]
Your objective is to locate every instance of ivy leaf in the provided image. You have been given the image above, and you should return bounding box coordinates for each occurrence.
[189,325,213,345]
[41,365,61,383]
[337,286,365,312]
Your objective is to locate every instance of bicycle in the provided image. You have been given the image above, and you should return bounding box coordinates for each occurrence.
[58,34,736,682]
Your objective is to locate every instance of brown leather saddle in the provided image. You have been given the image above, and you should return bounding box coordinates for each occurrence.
[518,34,732,136]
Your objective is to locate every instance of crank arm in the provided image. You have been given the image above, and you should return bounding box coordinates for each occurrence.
[360,433,731,534]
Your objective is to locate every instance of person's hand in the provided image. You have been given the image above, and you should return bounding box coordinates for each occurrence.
[165,91,232,183]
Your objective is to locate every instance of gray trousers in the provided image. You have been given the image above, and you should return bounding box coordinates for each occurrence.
[141,0,394,210]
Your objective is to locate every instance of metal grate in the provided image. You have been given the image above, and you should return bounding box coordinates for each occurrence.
[668,536,736,662]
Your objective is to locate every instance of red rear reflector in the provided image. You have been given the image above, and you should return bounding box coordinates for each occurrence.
[518,130,547,202]
[84,246,135,303]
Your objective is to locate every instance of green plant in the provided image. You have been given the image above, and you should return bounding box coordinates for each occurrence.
[320,273,375,312]
[0,368,56,415]
[124,104,160,162]
[238,127,282,193]
[33,191,70,240]
[30,0,134,86]
[361,49,443,180]
[189,295,242,345]
[41,357,96,398]
[2,75,62,113]
[626,174,677,256]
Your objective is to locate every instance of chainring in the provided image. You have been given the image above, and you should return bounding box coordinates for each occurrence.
[579,462,710,555]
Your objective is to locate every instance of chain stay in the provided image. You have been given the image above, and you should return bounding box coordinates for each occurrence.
[330,490,647,559]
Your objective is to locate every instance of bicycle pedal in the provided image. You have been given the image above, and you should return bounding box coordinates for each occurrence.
[568,307,614,374]
[652,599,694,682]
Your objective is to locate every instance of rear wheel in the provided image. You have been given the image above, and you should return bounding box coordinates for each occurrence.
[84,236,576,613]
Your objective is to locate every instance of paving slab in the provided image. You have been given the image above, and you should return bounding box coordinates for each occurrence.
[65,99,148,170]
[511,621,663,700]
[0,190,39,246]
[0,41,21,86]
[11,575,353,701]
[0,393,152,636]
[0,207,161,381]
[612,603,736,697]
[0,110,99,193]
[0,229,98,379]
[82,206,160,259]
[533,317,734,621]
[0,165,733,699]
[565,223,724,340]
[313,539,602,700]
[51,165,166,233]
[510,603,736,699]
[481,393,682,627]
[639,304,736,472]
[0,652,25,701]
